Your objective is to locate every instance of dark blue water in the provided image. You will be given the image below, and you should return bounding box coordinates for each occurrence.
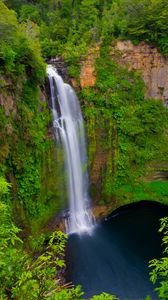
[67,201,168,300]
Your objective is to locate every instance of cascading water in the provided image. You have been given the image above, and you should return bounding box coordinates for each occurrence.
[47,65,95,234]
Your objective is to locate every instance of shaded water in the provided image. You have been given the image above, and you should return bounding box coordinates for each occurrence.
[47,66,94,234]
[67,202,168,299]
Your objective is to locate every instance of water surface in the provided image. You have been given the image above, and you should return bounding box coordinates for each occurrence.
[67,201,168,299]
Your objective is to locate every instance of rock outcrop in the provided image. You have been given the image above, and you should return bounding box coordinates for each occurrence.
[80,45,100,88]
[80,40,168,106]
[47,57,70,84]
[115,40,168,105]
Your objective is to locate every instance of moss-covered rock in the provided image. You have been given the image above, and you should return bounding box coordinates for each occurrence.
[80,44,168,211]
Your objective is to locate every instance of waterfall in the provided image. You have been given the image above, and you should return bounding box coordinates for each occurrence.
[47,65,95,234]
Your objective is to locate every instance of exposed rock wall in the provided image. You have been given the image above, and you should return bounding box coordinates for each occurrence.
[115,40,168,105]
[80,41,168,106]
[80,45,100,88]
[79,41,168,209]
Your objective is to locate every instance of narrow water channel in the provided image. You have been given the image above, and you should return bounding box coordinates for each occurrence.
[67,201,168,299]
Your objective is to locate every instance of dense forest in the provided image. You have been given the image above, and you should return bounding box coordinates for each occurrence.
[0,0,168,299]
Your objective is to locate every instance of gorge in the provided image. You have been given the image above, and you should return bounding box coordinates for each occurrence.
[0,0,168,299]
[46,65,168,299]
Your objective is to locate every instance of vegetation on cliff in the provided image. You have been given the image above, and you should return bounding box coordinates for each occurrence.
[0,0,68,230]
[82,45,168,206]
[0,176,83,299]
[4,0,168,65]
[0,0,168,299]
[0,2,118,299]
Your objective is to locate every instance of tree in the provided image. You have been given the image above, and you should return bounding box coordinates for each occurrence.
[0,176,11,195]
[91,292,118,300]
[149,217,168,299]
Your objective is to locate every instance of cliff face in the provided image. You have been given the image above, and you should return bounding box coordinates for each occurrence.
[1,40,167,226]
[79,41,168,209]
[80,40,168,106]
[115,41,168,105]
[0,75,67,229]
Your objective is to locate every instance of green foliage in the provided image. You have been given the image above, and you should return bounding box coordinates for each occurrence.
[91,292,118,299]
[12,231,67,300]
[1,1,168,299]
[5,0,168,66]
[101,0,168,55]
[0,1,45,79]
[149,217,168,299]
[3,0,168,85]
[0,179,82,299]
[82,45,168,203]
[0,1,53,223]
[119,181,168,206]
[0,177,24,299]
[0,176,11,195]
[0,208,84,300]
[20,4,41,25]
[3,0,98,71]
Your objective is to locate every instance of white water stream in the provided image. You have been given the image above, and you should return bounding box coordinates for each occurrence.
[47,65,94,234]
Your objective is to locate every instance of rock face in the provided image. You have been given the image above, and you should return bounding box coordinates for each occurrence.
[0,93,17,118]
[80,45,100,88]
[80,41,168,106]
[47,57,70,83]
[115,40,168,105]
[79,41,168,211]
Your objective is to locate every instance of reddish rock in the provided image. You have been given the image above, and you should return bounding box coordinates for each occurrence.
[80,41,168,105]
[80,45,100,88]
